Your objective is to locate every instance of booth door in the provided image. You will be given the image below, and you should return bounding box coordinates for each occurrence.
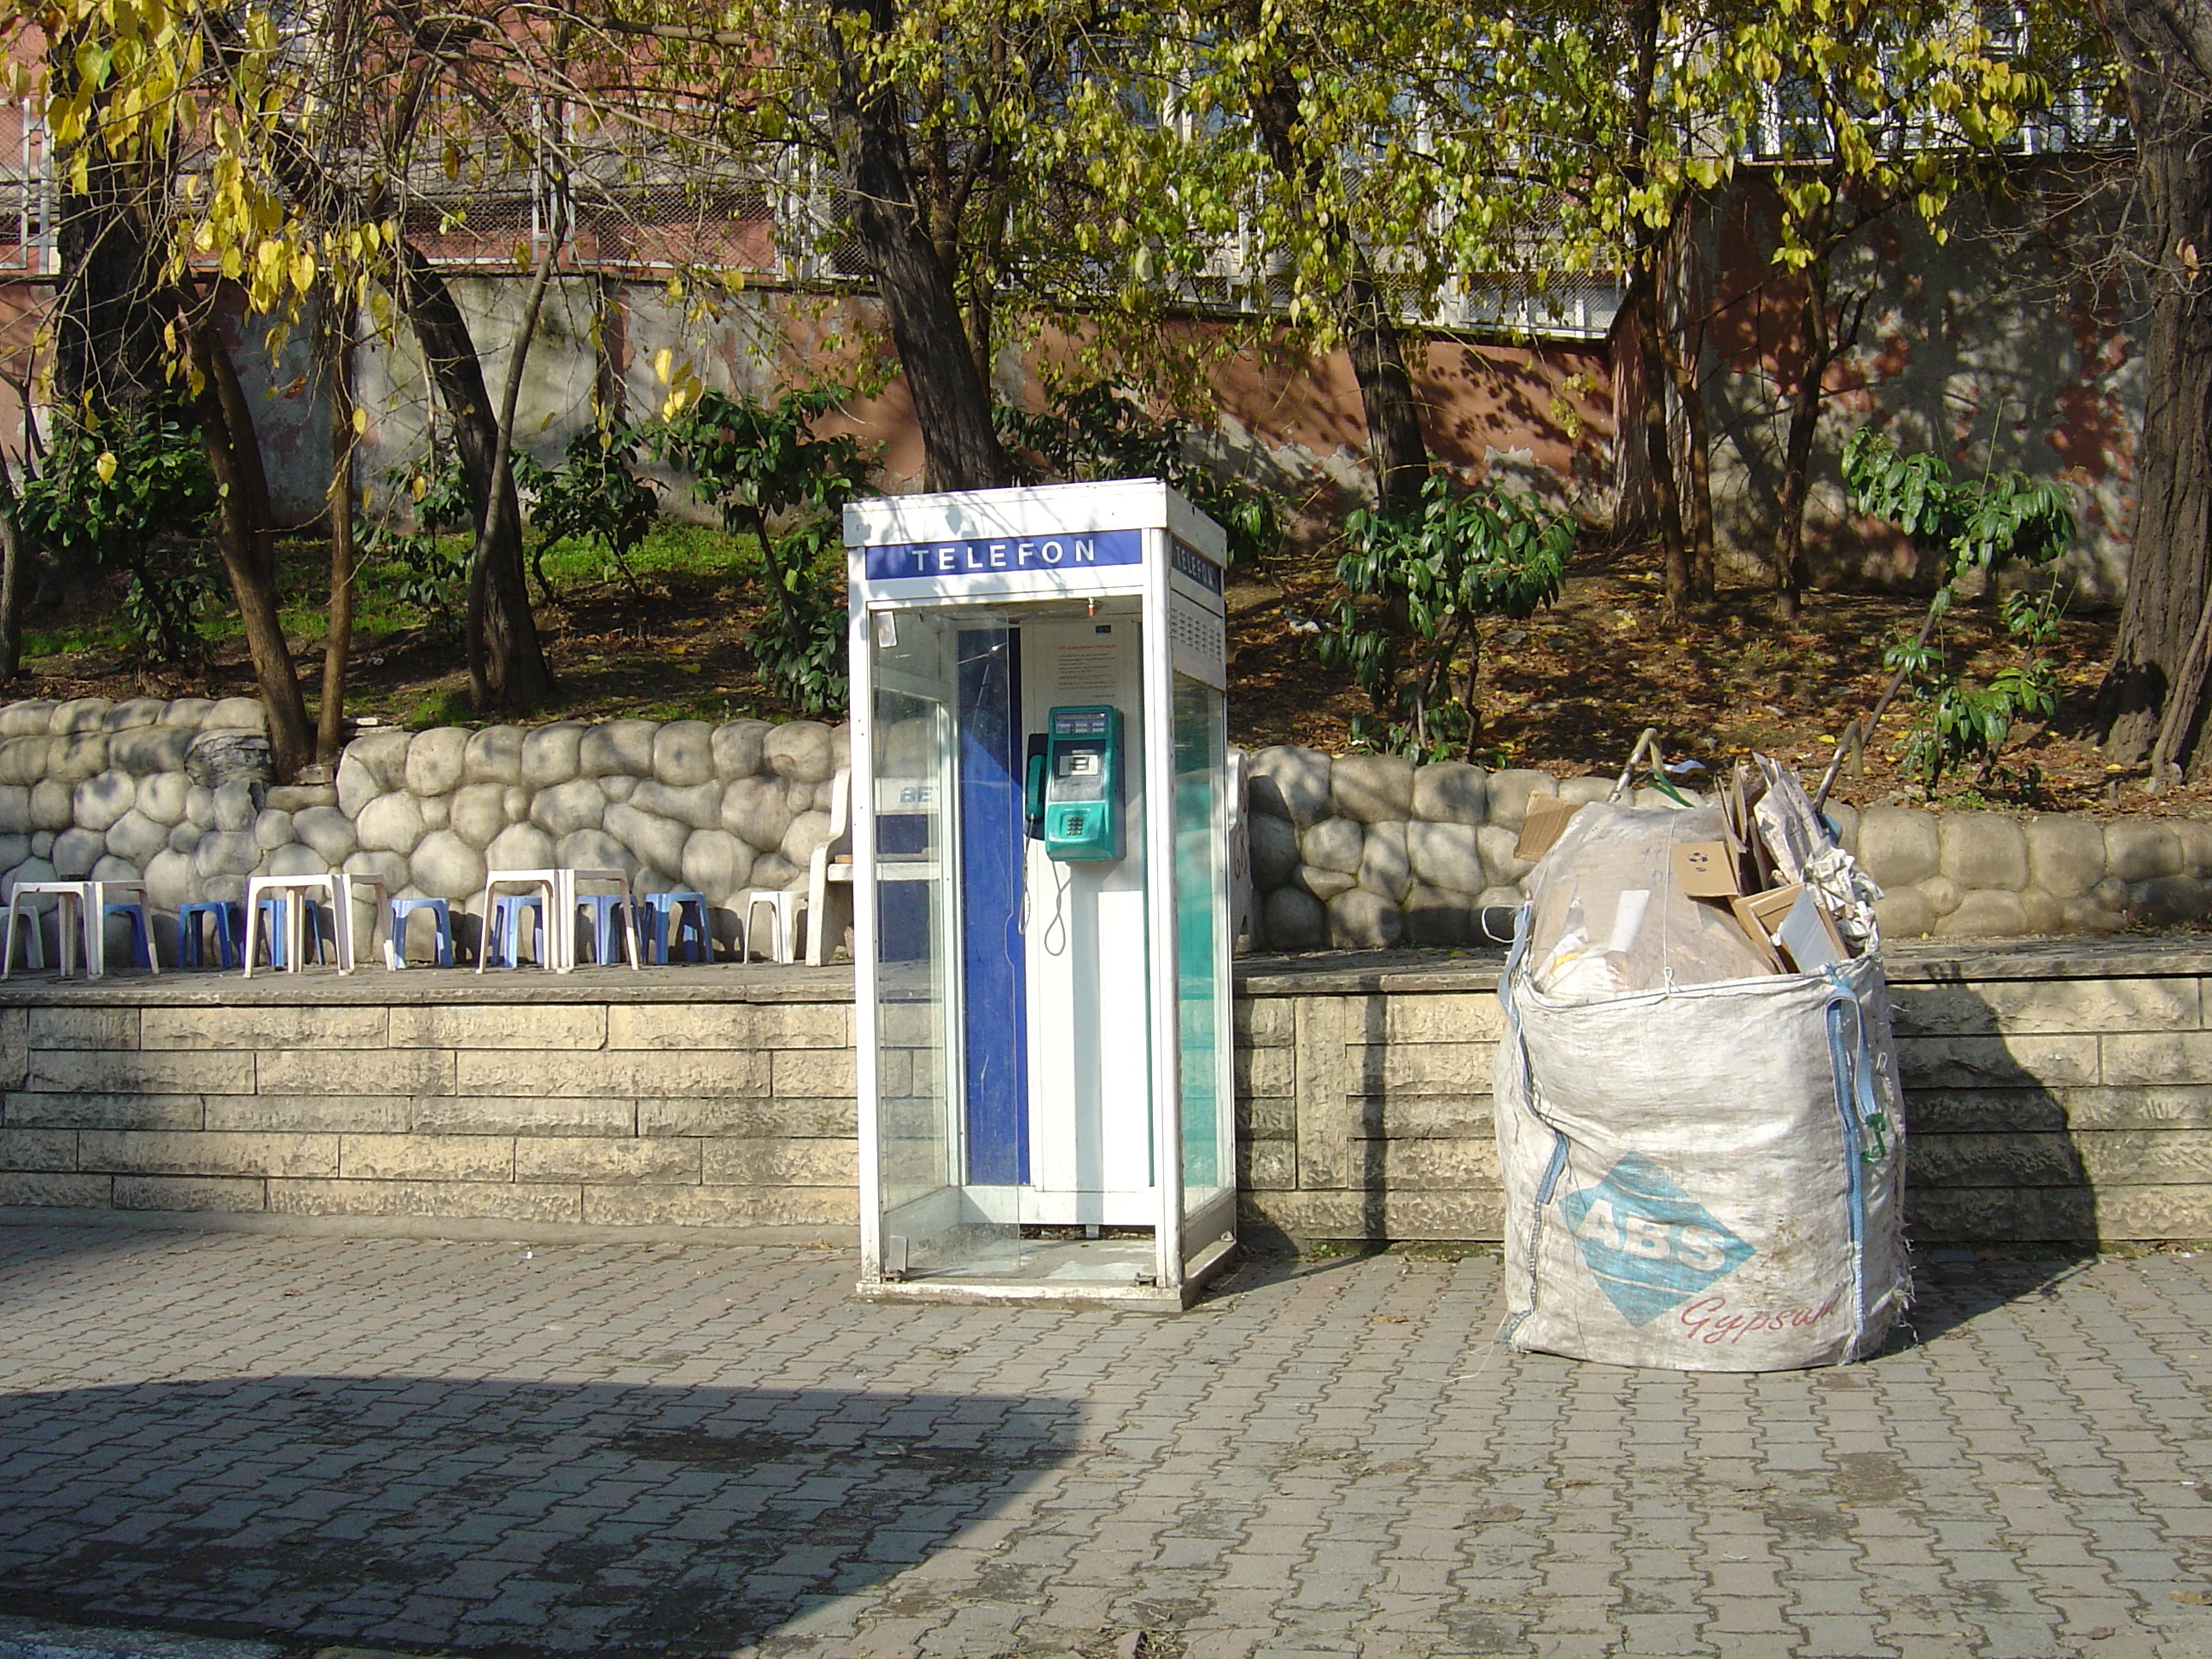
[1173,671,1237,1272]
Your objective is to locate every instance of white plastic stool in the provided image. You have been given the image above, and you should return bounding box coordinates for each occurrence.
[736,888,806,964]
[1,881,90,979]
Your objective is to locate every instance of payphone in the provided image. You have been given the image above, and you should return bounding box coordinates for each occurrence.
[1028,706,1125,862]
[845,480,1236,1308]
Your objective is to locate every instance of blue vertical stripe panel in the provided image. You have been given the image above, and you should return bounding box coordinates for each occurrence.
[956,628,1028,1186]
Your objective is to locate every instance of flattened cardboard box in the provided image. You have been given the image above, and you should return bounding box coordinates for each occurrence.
[1515,795,1584,861]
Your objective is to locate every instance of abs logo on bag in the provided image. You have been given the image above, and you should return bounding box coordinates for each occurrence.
[1557,1152,1755,1326]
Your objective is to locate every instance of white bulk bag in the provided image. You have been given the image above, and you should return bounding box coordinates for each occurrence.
[1493,814,1909,1371]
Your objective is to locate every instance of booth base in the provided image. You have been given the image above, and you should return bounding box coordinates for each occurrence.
[855,1233,1237,1312]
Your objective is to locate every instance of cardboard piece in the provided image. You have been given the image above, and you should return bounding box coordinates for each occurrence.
[1729,882,1848,975]
[1773,887,1848,972]
[1671,841,1742,899]
[1515,795,1585,861]
[1714,896,1786,974]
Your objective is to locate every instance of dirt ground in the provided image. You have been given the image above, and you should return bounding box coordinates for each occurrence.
[12,533,2210,819]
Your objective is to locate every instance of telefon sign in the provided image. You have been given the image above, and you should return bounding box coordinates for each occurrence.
[862,528,1142,581]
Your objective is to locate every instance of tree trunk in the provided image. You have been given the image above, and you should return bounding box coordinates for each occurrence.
[0,445,27,683]
[474,225,565,711]
[1775,255,1834,618]
[1653,213,1717,601]
[49,93,166,413]
[317,301,358,763]
[2093,0,2212,765]
[1670,342,1719,601]
[1628,270,1691,612]
[394,242,556,710]
[1344,276,1430,514]
[1248,67,1430,512]
[181,297,313,781]
[829,0,1008,492]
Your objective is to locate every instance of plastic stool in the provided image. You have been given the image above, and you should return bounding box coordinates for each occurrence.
[102,901,158,971]
[485,893,544,968]
[177,901,242,970]
[388,897,455,968]
[3,901,47,972]
[641,891,711,963]
[254,896,325,968]
[574,894,633,965]
[736,888,804,964]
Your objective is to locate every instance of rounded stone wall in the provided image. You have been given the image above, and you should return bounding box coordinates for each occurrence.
[0,698,847,958]
[5,701,2206,960]
[1239,743,2212,952]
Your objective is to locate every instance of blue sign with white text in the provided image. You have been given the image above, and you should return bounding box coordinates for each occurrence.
[1557,1152,1755,1326]
[864,529,1143,582]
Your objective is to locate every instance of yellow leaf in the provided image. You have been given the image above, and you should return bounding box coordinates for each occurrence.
[291,249,315,294]
[652,346,674,385]
[352,405,367,436]
[94,451,118,485]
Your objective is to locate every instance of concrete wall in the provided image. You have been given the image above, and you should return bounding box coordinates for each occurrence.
[1678,170,2139,600]
[3,941,2207,1244]
[1233,945,2212,1248]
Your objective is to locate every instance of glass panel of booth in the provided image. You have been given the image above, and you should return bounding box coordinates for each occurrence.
[1173,672,1235,1260]
[866,609,1021,1278]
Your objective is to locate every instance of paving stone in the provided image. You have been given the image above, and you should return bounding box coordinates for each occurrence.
[0,1234,2208,1659]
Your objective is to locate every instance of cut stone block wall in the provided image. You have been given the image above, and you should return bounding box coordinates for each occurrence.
[3,940,2207,1244]
[0,979,855,1231]
[1232,941,2212,1246]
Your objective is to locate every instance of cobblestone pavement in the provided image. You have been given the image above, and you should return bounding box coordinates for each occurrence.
[2,1226,2210,1659]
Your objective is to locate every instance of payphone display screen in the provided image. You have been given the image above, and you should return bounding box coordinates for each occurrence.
[1053,748,1107,802]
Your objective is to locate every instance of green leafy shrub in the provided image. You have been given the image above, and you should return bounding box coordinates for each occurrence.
[996,382,1284,567]
[361,449,472,639]
[515,426,661,597]
[649,384,871,717]
[17,397,221,663]
[1842,429,2075,795]
[1319,474,1572,760]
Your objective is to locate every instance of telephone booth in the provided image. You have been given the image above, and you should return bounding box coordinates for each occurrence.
[844,480,1237,1308]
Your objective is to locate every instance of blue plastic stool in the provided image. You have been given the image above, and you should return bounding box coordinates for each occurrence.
[177,901,243,970]
[254,896,325,969]
[102,901,157,970]
[574,894,633,965]
[388,897,455,968]
[641,891,711,964]
[484,893,544,968]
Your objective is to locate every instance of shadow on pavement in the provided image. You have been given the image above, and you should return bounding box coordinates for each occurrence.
[1877,1246,2098,1352]
[0,1374,1078,1658]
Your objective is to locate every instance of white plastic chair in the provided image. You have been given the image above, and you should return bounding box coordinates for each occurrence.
[1226,748,1254,952]
[806,767,855,965]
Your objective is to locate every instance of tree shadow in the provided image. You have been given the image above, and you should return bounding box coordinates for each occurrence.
[0,1372,1077,1658]
[1876,972,2100,1352]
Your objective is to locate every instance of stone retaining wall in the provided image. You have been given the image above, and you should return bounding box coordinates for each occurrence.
[6,697,2212,957]
[0,975,856,1231]
[0,698,847,956]
[1233,942,2212,1246]
[1240,746,2212,949]
[3,941,2206,1244]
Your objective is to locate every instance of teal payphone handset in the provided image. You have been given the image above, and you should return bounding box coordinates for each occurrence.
[1025,705,1125,862]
